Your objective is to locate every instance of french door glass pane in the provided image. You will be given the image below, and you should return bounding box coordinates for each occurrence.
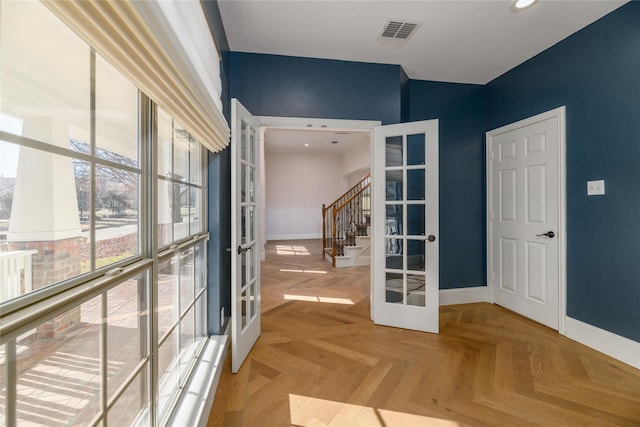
[241,249,247,286]
[249,166,256,202]
[385,272,403,304]
[385,135,403,167]
[407,240,426,271]
[407,204,425,236]
[241,122,248,161]
[248,206,255,241]
[241,206,247,244]
[407,169,425,200]
[241,163,247,203]
[386,238,404,269]
[249,282,257,321]
[249,127,256,163]
[407,133,425,166]
[385,170,403,201]
[385,204,402,235]
[248,247,256,282]
[406,274,426,307]
[241,288,248,329]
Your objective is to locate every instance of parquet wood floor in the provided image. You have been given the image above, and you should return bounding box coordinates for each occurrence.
[207,239,640,427]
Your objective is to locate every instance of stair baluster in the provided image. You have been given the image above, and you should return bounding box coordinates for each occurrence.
[321,174,371,267]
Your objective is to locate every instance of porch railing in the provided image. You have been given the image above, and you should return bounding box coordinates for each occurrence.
[322,174,371,267]
[0,250,37,303]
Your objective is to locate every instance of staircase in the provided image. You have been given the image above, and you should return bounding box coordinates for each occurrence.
[322,175,371,267]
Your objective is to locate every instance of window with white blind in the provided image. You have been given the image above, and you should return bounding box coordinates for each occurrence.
[0,1,217,425]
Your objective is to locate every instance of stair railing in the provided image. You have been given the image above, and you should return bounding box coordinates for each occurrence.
[322,174,371,267]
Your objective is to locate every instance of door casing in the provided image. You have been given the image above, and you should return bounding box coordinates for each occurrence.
[486,106,567,334]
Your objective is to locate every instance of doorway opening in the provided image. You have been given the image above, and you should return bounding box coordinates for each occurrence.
[257,116,379,262]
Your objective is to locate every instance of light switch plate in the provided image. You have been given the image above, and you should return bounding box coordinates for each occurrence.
[587,180,605,196]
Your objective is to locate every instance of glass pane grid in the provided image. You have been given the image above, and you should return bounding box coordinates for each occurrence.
[1,3,210,425]
[384,131,428,308]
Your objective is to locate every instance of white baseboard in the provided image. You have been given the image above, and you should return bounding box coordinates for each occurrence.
[564,316,640,369]
[439,286,489,306]
[266,233,322,241]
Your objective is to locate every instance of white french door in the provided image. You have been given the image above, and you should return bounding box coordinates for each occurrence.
[487,107,565,330]
[231,99,261,372]
[372,120,439,333]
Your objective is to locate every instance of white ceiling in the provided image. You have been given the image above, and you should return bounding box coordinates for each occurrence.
[265,127,370,153]
[218,0,627,84]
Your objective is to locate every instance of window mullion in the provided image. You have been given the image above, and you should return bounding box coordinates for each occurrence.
[90,48,97,273]
[5,339,17,427]
[142,95,159,427]
[100,292,108,426]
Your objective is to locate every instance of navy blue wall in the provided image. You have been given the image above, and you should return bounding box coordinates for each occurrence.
[409,80,487,289]
[486,2,640,341]
[203,0,231,335]
[400,68,410,123]
[229,52,402,125]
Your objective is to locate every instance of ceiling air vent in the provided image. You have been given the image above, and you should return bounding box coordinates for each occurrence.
[380,19,421,40]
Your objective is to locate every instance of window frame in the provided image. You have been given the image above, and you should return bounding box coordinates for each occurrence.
[0,13,211,423]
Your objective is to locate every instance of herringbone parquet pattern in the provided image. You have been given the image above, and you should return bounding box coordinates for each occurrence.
[208,239,640,427]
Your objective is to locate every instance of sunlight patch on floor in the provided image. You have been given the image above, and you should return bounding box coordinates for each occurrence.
[284,295,354,305]
[280,269,327,274]
[276,245,311,256]
[289,394,461,426]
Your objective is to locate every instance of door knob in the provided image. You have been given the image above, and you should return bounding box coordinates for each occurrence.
[237,245,250,254]
[536,231,555,238]
[427,235,436,242]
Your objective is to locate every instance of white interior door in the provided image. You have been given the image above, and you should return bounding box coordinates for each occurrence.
[487,108,565,330]
[231,99,261,372]
[372,120,439,333]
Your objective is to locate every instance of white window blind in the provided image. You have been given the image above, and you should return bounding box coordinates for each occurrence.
[42,0,230,153]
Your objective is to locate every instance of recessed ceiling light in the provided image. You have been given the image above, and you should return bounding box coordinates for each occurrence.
[304,143,309,147]
[514,0,537,9]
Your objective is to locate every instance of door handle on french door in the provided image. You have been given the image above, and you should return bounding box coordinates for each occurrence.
[427,235,436,242]
[237,245,250,254]
[536,231,555,238]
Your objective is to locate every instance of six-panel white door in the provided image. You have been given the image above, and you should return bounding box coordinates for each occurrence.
[488,110,564,330]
